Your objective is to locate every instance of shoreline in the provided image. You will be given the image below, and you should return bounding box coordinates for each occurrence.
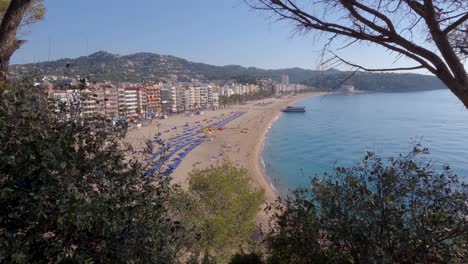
[253,92,327,203]
[125,92,328,220]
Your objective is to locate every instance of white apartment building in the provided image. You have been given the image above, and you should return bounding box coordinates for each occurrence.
[212,92,220,109]
[199,86,209,109]
[117,87,147,117]
[170,86,179,113]
[124,89,138,116]
[183,87,191,111]
[221,86,235,97]
[80,89,97,118]
[219,83,259,97]
[118,88,127,116]
[189,86,201,109]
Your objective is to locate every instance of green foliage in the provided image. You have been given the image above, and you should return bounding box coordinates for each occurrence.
[219,90,272,107]
[0,81,187,263]
[265,189,344,264]
[231,75,261,84]
[265,149,468,263]
[175,162,265,263]
[0,0,46,27]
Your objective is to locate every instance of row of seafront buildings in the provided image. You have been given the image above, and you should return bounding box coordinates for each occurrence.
[219,78,308,97]
[43,81,221,119]
[40,74,307,119]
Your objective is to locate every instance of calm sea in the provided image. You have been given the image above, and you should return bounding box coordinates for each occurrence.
[262,90,468,194]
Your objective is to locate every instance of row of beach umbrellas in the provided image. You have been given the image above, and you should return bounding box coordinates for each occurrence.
[149,111,248,175]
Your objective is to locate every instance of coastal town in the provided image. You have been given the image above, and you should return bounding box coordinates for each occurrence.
[3,0,467,263]
[33,72,340,192]
[124,88,327,205]
[33,71,318,200]
[37,73,308,120]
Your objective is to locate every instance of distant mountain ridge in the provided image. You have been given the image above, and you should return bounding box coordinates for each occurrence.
[11,51,447,92]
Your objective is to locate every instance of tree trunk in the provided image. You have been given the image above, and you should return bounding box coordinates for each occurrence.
[0,0,33,87]
[436,70,468,108]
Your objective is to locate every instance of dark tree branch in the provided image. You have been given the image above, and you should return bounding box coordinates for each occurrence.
[421,0,468,81]
[330,51,425,72]
[443,13,468,34]
[249,0,468,107]
[341,0,396,34]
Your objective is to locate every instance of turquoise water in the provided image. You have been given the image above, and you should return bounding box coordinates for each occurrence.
[262,90,468,193]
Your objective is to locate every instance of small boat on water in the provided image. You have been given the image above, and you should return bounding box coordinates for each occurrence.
[282,106,306,113]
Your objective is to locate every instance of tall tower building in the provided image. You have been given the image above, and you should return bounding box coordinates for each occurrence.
[281,73,290,92]
[282,73,289,85]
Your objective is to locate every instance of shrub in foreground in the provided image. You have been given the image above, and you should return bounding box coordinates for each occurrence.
[0,82,187,263]
[173,162,265,263]
[266,149,468,264]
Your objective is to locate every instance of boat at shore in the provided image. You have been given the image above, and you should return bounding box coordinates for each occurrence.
[282,106,306,113]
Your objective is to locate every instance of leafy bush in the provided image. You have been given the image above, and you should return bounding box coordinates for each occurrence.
[266,149,468,264]
[174,162,265,263]
[0,81,187,263]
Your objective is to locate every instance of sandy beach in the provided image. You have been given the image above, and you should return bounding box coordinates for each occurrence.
[126,92,327,222]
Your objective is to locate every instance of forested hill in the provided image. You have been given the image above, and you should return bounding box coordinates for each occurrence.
[11,51,447,92]
[10,51,324,83]
[303,71,447,92]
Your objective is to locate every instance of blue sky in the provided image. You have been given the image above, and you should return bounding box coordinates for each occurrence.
[12,0,429,73]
